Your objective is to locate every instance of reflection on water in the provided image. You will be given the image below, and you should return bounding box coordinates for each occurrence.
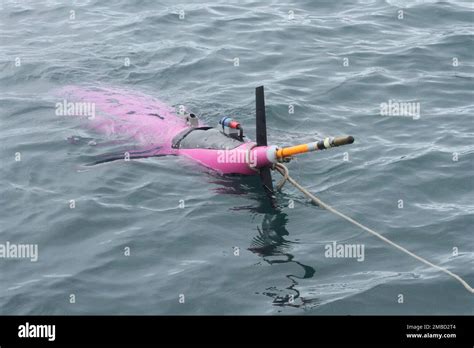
[253,211,317,310]
[208,173,317,309]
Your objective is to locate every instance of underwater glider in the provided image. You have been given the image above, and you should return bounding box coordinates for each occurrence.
[60,85,474,293]
[61,85,354,194]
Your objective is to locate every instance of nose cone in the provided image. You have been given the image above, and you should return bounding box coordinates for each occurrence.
[333,135,354,146]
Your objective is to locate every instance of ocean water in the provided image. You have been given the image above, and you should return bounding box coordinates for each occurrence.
[0,0,473,314]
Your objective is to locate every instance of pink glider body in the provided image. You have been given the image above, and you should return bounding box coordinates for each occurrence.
[60,86,272,174]
[179,145,272,175]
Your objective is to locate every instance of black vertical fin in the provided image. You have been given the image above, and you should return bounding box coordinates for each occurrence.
[260,166,274,194]
[256,86,274,194]
[256,86,268,146]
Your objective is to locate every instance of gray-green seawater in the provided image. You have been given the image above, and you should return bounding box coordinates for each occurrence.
[0,0,473,314]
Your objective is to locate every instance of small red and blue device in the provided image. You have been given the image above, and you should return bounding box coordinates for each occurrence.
[219,116,243,139]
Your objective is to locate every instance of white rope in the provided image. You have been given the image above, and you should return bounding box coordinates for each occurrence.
[273,163,474,294]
